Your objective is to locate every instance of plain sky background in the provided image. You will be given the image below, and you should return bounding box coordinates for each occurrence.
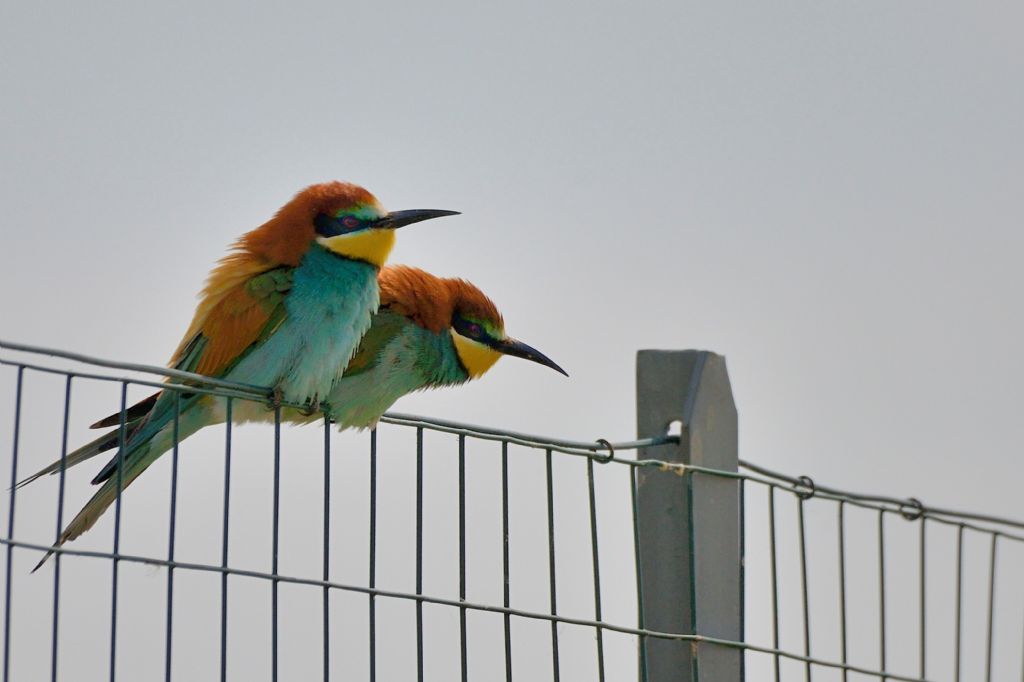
[1,1,1023,680]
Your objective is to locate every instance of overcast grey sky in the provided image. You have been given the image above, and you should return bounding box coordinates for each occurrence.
[1,0,1022,680]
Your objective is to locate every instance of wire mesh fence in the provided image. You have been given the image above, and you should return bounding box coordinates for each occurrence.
[0,340,1022,681]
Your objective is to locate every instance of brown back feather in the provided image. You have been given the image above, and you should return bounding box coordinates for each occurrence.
[170,181,381,367]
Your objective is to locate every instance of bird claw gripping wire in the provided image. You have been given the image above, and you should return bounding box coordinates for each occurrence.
[265,386,284,412]
[299,395,321,417]
[594,438,615,463]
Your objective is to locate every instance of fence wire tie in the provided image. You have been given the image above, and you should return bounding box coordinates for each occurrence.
[658,461,687,476]
[900,497,925,521]
[593,438,615,463]
[793,475,816,500]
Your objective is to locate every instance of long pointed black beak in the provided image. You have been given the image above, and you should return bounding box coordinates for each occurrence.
[496,338,569,377]
[377,209,460,230]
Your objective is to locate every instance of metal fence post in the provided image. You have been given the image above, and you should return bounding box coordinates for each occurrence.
[636,350,742,681]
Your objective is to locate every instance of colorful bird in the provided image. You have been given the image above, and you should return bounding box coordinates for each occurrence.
[22,265,567,487]
[314,264,567,429]
[32,182,457,567]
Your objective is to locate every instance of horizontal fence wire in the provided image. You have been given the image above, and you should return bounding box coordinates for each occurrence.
[1,340,1022,681]
[6,338,1022,537]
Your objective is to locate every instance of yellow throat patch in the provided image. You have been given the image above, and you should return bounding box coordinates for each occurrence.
[318,229,396,267]
[451,331,502,378]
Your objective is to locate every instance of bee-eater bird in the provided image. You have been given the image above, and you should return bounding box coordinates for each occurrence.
[32,183,458,568]
[311,264,568,429]
[22,265,567,488]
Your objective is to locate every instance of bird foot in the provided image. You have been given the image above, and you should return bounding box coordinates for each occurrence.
[265,387,284,411]
[299,395,321,417]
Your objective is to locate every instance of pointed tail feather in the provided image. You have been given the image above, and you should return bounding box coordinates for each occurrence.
[89,392,160,429]
[90,390,208,486]
[13,429,121,490]
[31,457,149,573]
[17,393,157,491]
[62,465,146,543]
[31,398,212,572]
[31,550,54,572]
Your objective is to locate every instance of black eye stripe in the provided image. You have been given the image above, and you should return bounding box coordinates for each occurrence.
[314,213,366,237]
[453,315,486,340]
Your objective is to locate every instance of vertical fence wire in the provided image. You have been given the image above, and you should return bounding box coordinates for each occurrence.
[919,517,926,680]
[544,449,560,682]
[501,441,512,682]
[879,510,887,682]
[837,500,848,682]
[109,382,128,682]
[164,391,181,682]
[220,397,232,682]
[368,428,378,682]
[415,427,424,682]
[458,434,468,682]
[954,524,965,682]
[586,458,606,682]
[986,533,998,682]
[49,376,71,682]
[769,485,781,682]
[630,466,648,682]
[322,415,330,682]
[271,406,281,682]
[798,495,811,682]
[2,367,23,682]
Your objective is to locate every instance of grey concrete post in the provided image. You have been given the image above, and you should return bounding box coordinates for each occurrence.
[636,350,742,681]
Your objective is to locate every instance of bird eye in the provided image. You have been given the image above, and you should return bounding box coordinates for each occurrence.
[314,213,366,237]
[454,316,485,340]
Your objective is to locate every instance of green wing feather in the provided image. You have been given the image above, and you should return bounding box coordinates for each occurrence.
[341,308,410,378]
